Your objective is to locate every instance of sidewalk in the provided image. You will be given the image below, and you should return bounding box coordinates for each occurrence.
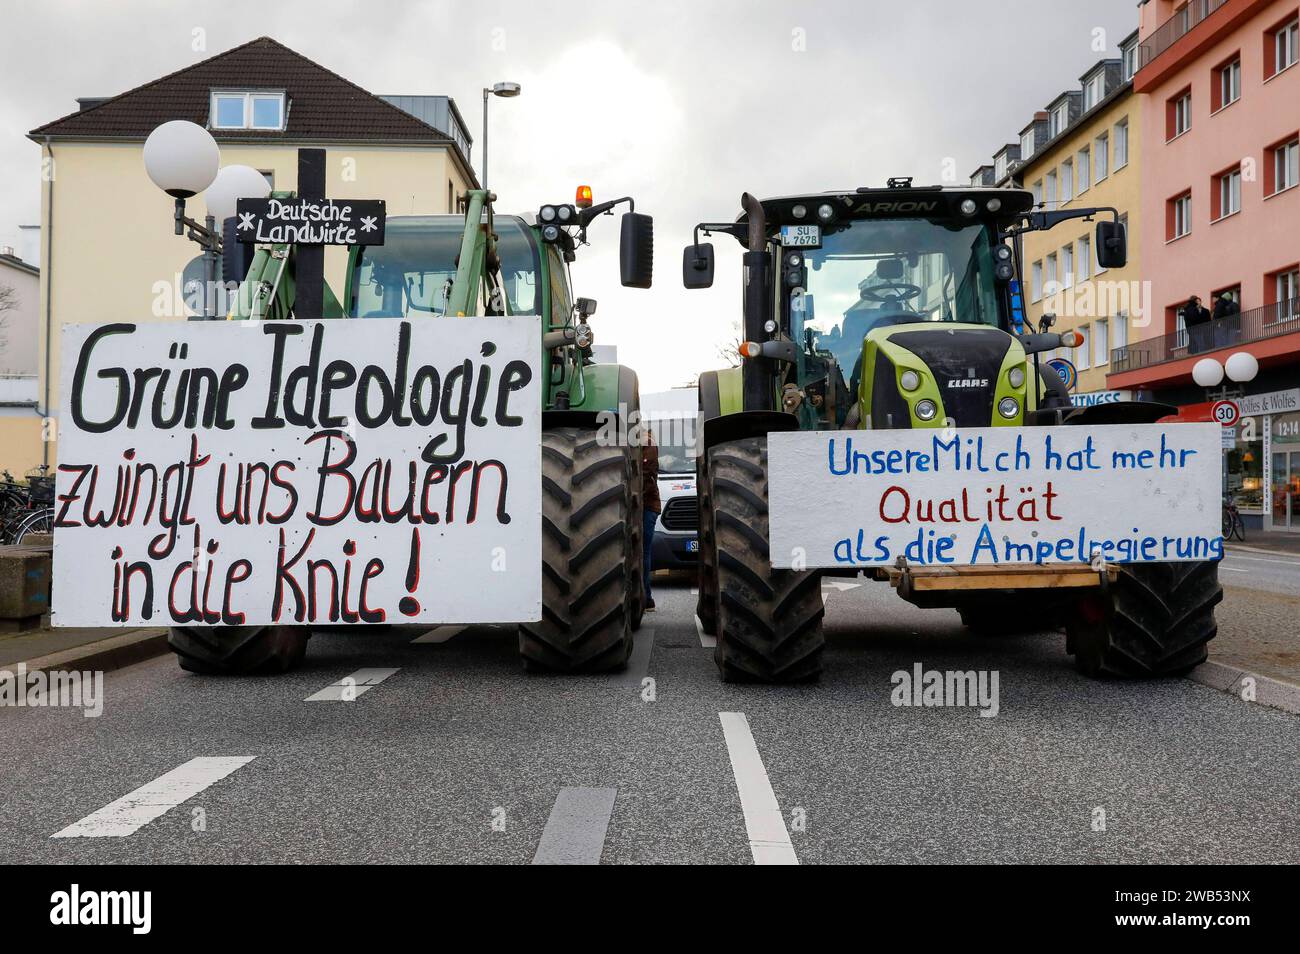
[0,623,167,673]
[1228,528,1300,556]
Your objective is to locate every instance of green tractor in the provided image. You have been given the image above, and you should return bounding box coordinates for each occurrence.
[683,182,1221,682]
[168,187,654,674]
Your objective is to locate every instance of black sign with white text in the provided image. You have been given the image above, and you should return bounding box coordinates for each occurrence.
[234,197,386,245]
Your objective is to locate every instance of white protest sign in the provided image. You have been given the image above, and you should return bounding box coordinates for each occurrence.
[767,424,1222,569]
[53,318,541,627]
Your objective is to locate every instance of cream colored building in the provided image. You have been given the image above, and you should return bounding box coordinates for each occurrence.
[1016,40,1144,401]
[24,36,478,470]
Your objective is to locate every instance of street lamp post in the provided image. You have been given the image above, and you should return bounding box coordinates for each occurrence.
[481,81,521,193]
[143,121,269,319]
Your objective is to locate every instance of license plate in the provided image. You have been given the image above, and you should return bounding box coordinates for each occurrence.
[780,224,821,247]
[685,539,700,552]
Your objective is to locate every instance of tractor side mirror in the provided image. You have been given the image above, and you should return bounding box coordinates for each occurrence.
[1096,220,1127,269]
[682,242,715,289]
[576,297,597,318]
[620,212,654,288]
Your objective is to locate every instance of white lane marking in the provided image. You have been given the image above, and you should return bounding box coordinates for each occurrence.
[822,580,861,592]
[411,625,467,644]
[531,787,617,865]
[1219,565,1248,573]
[718,712,798,865]
[304,667,399,701]
[1221,554,1300,567]
[695,615,716,648]
[52,756,255,838]
[691,588,699,595]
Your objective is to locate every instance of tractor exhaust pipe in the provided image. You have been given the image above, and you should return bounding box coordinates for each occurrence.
[740,192,771,412]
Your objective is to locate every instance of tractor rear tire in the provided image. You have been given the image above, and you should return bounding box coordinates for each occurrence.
[519,428,636,672]
[695,458,719,636]
[168,625,310,675]
[1066,561,1222,678]
[710,436,824,682]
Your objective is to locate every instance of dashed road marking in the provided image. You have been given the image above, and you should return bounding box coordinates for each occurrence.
[531,787,617,864]
[1219,565,1248,572]
[719,712,798,865]
[411,625,467,644]
[822,579,861,592]
[52,756,255,838]
[305,668,400,702]
[695,615,716,648]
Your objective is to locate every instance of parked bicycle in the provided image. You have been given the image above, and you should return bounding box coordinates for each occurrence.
[1222,494,1246,542]
[0,466,55,545]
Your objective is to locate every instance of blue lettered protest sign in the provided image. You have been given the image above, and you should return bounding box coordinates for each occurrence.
[767,424,1222,569]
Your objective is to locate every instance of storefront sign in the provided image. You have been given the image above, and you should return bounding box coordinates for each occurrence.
[54,318,542,627]
[1237,388,1300,417]
[235,197,387,245]
[768,424,1222,568]
[1070,390,1133,408]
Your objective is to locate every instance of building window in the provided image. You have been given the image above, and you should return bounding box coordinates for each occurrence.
[1272,266,1300,321]
[1020,130,1035,160]
[1113,311,1128,350]
[1032,179,1043,207]
[994,153,1008,181]
[1084,72,1105,110]
[1046,170,1058,208]
[1269,15,1299,78]
[1031,261,1044,302]
[1115,118,1130,169]
[1122,41,1138,81]
[1051,103,1069,137]
[1060,159,1074,203]
[1094,318,1109,366]
[1078,235,1092,281]
[1095,133,1109,183]
[210,90,286,130]
[1045,253,1059,297]
[1214,56,1241,111]
[1077,147,1091,193]
[1168,191,1192,240]
[1076,323,1091,370]
[1268,136,1300,194]
[1167,89,1192,140]
[1062,244,1075,288]
[1214,166,1242,219]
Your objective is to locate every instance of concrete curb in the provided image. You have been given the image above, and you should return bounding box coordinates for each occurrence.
[1187,660,1300,715]
[0,628,169,677]
[1224,544,1300,559]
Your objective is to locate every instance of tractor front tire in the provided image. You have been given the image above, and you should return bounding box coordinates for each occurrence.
[519,428,636,672]
[710,436,824,682]
[168,625,310,675]
[695,458,719,636]
[1066,561,1222,678]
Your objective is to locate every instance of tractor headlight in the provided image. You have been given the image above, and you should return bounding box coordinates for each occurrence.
[960,199,978,216]
[1008,366,1025,389]
[986,197,1002,213]
[899,369,921,392]
[915,399,938,421]
[792,203,807,219]
[998,396,1020,419]
[556,204,574,223]
[542,224,560,242]
[539,205,557,223]
[817,203,835,222]
[575,323,594,349]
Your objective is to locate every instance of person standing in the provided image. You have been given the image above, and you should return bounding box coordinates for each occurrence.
[1182,295,1211,355]
[1212,292,1241,349]
[641,427,661,612]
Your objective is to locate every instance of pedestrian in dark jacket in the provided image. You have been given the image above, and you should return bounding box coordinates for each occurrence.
[1212,293,1241,348]
[641,428,661,611]
[1183,295,1211,354]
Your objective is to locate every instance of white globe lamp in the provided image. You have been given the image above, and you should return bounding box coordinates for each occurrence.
[1224,351,1259,384]
[203,165,271,223]
[1191,358,1224,388]
[143,120,220,198]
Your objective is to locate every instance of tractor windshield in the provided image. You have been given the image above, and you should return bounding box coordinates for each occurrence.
[791,218,1001,373]
[349,215,540,318]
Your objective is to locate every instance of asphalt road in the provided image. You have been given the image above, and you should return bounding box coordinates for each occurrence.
[1220,545,1300,596]
[1,576,1296,864]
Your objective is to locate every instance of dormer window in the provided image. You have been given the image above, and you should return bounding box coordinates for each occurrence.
[210,90,286,130]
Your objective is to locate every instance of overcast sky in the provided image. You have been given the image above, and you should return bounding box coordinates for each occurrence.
[0,0,1139,391]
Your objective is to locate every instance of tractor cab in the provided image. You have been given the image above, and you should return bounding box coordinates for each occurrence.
[684,182,1126,432]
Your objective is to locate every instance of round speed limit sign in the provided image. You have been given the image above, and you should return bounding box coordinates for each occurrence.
[1211,399,1240,427]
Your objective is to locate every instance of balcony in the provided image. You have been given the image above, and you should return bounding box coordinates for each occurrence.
[1111,297,1300,372]
[1137,0,1230,70]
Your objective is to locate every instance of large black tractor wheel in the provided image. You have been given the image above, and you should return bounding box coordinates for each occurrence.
[710,436,824,682]
[1065,561,1222,678]
[694,457,719,636]
[628,445,646,632]
[168,625,310,675]
[519,427,636,672]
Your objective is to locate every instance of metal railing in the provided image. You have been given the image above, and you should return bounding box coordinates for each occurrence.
[1111,297,1300,372]
[1137,0,1230,70]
